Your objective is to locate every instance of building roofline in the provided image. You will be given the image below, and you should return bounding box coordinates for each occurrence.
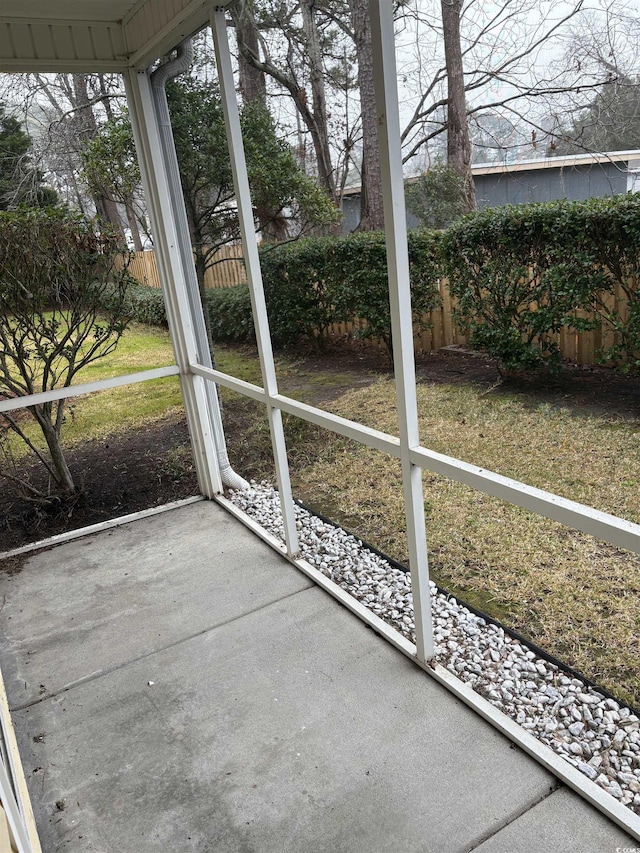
[341,150,640,196]
[471,149,640,176]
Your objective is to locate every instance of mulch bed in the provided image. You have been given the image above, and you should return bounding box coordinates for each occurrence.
[0,418,198,553]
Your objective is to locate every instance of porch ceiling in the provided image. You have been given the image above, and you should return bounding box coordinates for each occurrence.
[0,0,231,73]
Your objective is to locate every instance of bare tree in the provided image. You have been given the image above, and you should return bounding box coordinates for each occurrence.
[232,0,268,105]
[0,209,131,499]
[231,0,624,228]
[0,72,127,232]
[545,1,640,155]
[396,0,624,167]
[230,0,358,220]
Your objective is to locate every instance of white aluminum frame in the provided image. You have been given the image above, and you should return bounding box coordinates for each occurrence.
[368,0,433,663]
[190,363,640,554]
[210,6,299,557]
[0,668,41,853]
[194,2,640,836]
[125,66,223,498]
[0,366,179,415]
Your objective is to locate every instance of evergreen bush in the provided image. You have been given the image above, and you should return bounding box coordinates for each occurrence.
[442,195,640,369]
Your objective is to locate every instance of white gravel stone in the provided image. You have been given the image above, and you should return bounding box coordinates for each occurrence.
[578,762,598,781]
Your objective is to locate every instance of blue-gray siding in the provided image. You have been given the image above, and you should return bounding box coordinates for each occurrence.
[474,162,628,208]
[341,160,631,233]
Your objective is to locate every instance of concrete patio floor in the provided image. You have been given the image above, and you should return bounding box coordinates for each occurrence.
[0,500,635,852]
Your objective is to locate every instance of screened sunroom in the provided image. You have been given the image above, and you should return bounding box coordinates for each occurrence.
[0,1,639,849]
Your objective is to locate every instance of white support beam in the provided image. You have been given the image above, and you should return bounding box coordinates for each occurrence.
[368,0,434,663]
[410,444,640,553]
[0,670,41,853]
[124,67,222,497]
[0,366,179,414]
[0,759,31,853]
[190,363,401,456]
[209,7,299,557]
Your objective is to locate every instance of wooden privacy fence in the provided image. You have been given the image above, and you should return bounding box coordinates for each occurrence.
[126,249,626,365]
[327,280,634,365]
[127,246,247,290]
[328,281,469,354]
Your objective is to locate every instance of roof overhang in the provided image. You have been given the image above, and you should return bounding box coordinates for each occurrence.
[0,0,233,73]
[471,150,640,176]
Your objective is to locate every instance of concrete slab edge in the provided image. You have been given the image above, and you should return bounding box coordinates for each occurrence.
[214,493,640,843]
[0,496,205,562]
[0,667,41,852]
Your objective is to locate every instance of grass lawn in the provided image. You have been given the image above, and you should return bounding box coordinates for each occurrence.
[290,377,640,708]
[2,324,182,451]
[2,326,275,451]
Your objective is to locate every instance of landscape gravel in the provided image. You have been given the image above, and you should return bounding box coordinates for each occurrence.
[230,482,640,815]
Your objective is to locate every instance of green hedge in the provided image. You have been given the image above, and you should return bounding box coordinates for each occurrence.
[260,238,339,348]
[124,196,640,371]
[205,286,255,344]
[124,228,443,359]
[124,283,168,327]
[442,194,640,370]
[260,229,442,358]
[124,283,256,344]
[325,230,442,355]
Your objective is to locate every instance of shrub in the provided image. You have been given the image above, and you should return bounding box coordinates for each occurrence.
[123,283,256,345]
[405,162,466,228]
[205,286,255,344]
[569,194,640,369]
[260,239,339,350]
[442,200,610,370]
[126,195,640,372]
[124,283,168,327]
[0,208,132,498]
[259,230,442,358]
[327,229,442,359]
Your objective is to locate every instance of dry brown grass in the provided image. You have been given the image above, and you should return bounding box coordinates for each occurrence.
[292,378,640,707]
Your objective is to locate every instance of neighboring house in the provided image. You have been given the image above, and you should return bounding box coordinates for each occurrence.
[341,149,640,232]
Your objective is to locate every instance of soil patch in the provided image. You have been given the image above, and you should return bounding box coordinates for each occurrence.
[284,340,640,420]
[0,417,198,554]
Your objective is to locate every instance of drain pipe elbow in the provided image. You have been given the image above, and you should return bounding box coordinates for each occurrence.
[150,39,194,95]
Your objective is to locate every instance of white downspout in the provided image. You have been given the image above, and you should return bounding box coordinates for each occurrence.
[150,41,249,491]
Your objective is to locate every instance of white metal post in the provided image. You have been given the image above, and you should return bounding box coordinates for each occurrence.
[0,758,32,852]
[209,7,300,557]
[124,67,223,497]
[368,0,434,662]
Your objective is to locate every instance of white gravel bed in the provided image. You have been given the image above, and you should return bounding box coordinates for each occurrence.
[230,482,640,814]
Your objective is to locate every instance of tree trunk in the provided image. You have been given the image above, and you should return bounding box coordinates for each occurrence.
[72,74,125,235]
[125,201,143,252]
[349,0,384,231]
[441,0,476,212]
[299,0,337,207]
[233,2,267,106]
[231,0,340,225]
[93,193,125,237]
[31,403,76,495]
